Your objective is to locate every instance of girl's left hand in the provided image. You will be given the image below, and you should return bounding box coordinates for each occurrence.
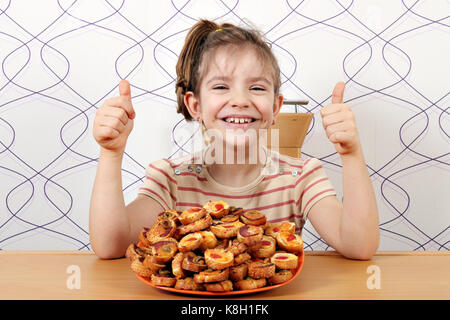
[320,82,362,156]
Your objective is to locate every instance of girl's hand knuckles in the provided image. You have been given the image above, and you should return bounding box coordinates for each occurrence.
[107,127,118,137]
[112,117,122,129]
[115,105,129,119]
[95,107,105,117]
[118,107,127,118]
[101,126,111,135]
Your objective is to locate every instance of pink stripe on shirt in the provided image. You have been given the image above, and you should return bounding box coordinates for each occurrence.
[248,199,295,212]
[177,183,295,200]
[145,176,177,202]
[139,187,170,209]
[179,172,208,181]
[296,177,329,206]
[176,202,203,208]
[149,164,177,185]
[302,188,335,214]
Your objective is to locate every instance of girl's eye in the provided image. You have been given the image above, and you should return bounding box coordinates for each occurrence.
[251,86,265,91]
[213,85,228,90]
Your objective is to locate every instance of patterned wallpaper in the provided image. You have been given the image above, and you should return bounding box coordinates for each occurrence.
[0,0,448,251]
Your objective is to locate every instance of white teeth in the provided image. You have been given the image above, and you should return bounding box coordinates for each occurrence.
[225,117,252,124]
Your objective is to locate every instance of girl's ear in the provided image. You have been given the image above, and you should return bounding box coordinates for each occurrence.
[184,91,201,121]
[273,93,283,119]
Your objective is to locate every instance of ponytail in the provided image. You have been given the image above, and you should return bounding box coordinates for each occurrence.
[176,20,219,121]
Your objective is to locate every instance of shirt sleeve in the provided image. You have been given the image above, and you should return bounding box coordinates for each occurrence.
[297,158,337,218]
[138,159,178,210]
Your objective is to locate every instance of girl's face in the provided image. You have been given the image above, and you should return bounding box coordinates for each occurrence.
[185,46,283,154]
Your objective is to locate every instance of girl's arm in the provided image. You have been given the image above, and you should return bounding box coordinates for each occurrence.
[89,151,164,259]
[89,150,129,259]
[339,149,379,259]
[307,82,379,260]
[89,80,163,259]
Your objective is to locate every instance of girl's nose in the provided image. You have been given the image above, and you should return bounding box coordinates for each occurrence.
[230,89,250,108]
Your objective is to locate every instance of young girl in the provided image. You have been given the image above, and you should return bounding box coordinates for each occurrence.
[89,20,379,260]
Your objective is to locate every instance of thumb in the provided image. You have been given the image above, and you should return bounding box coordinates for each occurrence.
[118,79,135,119]
[331,81,346,104]
[119,79,132,102]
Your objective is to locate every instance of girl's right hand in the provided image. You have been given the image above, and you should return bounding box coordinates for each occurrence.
[93,80,136,155]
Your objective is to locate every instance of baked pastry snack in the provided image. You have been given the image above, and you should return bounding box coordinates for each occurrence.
[265,221,296,238]
[268,269,294,285]
[234,252,251,265]
[178,232,203,252]
[203,280,233,292]
[216,238,230,249]
[250,235,276,258]
[210,220,244,238]
[178,213,212,235]
[147,218,177,243]
[131,256,154,278]
[237,225,264,247]
[175,277,205,291]
[240,210,267,226]
[234,277,266,290]
[125,243,151,261]
[179,207,206,225]
[226,238,248,256]
[151,239,178,263]
[204,248,234,270]
[203,200,230,219]
[198,230,218,250]
[228,206,244,217]
[276,231,303,253]
[221,214,239,223]
[143,255,165,272]
[138,227,152,247]
[247,260,276,279]
[129,202,302,292]
[151,269,176,287]
[171,252,187,279]
[194,268,229,283]
[158,209,180,222]
[181,252,207,273]
[229,263,248,281]
[270,252,298,269]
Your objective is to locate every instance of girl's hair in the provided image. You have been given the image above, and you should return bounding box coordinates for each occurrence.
[175,19,281,121]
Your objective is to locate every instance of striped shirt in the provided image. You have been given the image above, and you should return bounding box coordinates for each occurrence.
[138,148,336,235]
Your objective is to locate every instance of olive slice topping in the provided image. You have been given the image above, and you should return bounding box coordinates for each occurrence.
[194,256,205,264]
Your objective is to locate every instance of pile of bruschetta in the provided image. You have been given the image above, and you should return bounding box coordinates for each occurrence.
[126,200,303,292]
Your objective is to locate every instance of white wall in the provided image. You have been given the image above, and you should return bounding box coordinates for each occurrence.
[0,0,448,251]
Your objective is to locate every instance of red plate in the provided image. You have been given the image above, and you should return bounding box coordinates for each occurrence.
[135,250,304,296]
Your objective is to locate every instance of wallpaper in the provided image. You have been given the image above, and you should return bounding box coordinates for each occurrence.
[0,0,448,251]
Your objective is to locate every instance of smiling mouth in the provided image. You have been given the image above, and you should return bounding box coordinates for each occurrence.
[222,117,257,124]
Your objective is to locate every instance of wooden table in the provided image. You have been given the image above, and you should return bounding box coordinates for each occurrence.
[1,251,449,300]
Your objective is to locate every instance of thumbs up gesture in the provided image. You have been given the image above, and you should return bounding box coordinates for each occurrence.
[93,80,136,155]
[320,82,361,156]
